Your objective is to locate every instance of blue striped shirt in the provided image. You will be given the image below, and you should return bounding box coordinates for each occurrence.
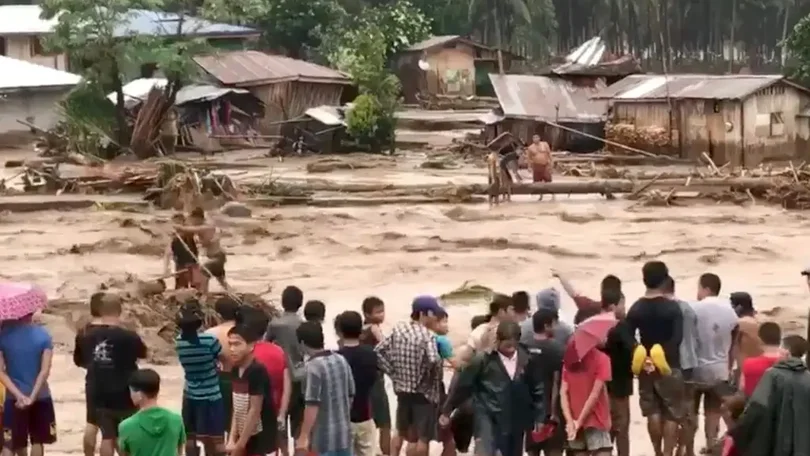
[176,333,222,400]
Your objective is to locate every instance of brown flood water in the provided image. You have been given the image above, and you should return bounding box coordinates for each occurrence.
[2,153,808,456]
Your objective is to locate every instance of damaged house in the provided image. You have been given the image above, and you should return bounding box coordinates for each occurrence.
[395,35,523,103]
[485,74,609,153]
[591,74,810,166]
[194,50,352,133]
[541,37,641,87]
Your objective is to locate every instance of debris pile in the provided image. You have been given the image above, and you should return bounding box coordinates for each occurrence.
[415,93,499,110]
[130,87,173,159]
[605,122,678,156]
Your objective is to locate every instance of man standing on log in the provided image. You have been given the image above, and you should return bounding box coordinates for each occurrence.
[527,134,554,201]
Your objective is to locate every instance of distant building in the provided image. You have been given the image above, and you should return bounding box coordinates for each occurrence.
[592,74,810,166]
[0,55,80,139]
[0,5,259,73]
[194,50,353,133]
[394,35,523,103]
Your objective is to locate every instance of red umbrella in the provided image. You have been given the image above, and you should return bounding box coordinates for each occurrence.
[564,313,617,367]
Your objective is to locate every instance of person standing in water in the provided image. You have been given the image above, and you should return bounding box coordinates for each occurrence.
[174,208,229,293]
[163,213,200,290]
[526,134,553,201]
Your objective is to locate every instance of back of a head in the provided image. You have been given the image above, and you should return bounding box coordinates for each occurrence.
[783,335,808,359]
[661,276,675,295]
[190,207,205,220]
[699,273,722,296]
[304,300,326,322]
[495,320,521,341]
[471,314,490,330]
[297,321,325,350]
[600,275,621,292]
[758,321,782,346]
[574,306,601,325]
[99,293,123,317]
[731,292,754,316]
[129,368,161,398]
[176,300,203,339]
[489,293,513,316]
[236,306,270,341]
[600,288,623,310]
[642,261,669,290]
[532,308,556,333]
[281,286,304,312]
[89,292,105,318]
[214,296,240,322]
[227,323,259,343]
[335,310,363,339]
[361,296,384,315]
[511,291,530,315]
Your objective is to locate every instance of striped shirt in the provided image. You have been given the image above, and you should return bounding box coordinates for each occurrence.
[176,333,222,400]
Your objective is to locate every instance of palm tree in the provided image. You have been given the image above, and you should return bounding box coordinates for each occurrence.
[468,0,531,72]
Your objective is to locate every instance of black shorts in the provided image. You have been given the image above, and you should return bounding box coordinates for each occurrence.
[91,408,136,439]
[85,390,97,425]
[203,253,226,279]
[395,392,437,443]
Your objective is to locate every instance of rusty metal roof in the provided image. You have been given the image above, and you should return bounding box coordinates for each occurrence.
[406,35,486,52]
[488,74,608,123]
[590,74,808,101]
[194,51,351,87]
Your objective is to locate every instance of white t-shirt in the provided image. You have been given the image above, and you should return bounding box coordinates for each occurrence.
[466,323,495,352]
[691,295,739,382]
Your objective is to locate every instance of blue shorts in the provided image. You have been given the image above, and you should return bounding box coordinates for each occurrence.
[182,396,226,438]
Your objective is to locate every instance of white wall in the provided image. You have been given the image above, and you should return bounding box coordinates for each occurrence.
[0,88,71,134]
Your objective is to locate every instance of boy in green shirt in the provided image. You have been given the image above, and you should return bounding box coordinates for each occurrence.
[118,369,186,456]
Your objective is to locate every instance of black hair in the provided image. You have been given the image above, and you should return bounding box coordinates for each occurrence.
[758,321,782,346]
[190,207,205,219]
[297,321,325,349]
[235,306,270,341]
[574,306,602,325]
[215,296,240,322]
[662,276,675,294]
[699,273,722,296]
[731,292,754,316]
[227,323,259,343]
[495,321,521,342]
[361,296,384,315]
[304,300,326,322]
[600,275,621,291]
[532,308,556,333]
[89,292,105,318]
[281,286,304,312]
[642,261,669,290]
[471,315,489,330]
[129,368,161,398]
[335,310,363,339]
[783,335,808,359]
[511,291,530,314]
[489,294,513,316]
[600,288,624,309]
[176,300,203,342]
[98,293,123,317]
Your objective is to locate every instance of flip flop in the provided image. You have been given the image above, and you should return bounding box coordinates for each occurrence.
[650,344,672,375]
[632,345,648,375]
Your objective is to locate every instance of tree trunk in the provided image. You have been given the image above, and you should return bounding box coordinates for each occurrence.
[781,2,790,67]
[110,60,128,148]
[493,2,505,73]
[729,0,737,72]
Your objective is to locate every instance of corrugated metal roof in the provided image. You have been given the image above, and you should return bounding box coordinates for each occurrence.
[408,35,476,51]
[108,78,251,106]
[0,5,58,34]
[489,74,608,122]
[0,55,80,90]
[109,78,167,107]
[114,10,257,38]
[565,36,606,67]
[305,105,346,126]
[194,51,351,87]
[0,5,256,38]
[591,74,797,100]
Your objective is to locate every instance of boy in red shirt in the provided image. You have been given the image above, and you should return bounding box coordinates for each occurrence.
[561,347,612,456]
[739,322,783,396]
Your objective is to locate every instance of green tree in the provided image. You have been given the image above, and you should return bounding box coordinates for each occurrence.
[41,0,204,151]
[786,13,810,81]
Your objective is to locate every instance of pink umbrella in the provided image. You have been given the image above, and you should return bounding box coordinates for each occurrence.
[0,282,48,321]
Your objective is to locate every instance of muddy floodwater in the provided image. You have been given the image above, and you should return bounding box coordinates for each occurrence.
[1,151,808,456]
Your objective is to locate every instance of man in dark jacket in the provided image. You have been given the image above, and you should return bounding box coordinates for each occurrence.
[440,321,536,456]
[729,357,810,456]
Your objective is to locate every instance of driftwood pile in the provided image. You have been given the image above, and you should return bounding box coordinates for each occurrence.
[131,87,172,159]
[415,93,499,110]
[605,122,679,156]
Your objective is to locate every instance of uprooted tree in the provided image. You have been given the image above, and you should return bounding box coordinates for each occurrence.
[319,2,430,153]
[41,0,206,158]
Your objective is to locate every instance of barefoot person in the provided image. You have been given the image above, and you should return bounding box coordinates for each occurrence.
[527,134,553,201]
[163,213,200,290]
[175,208,230,293]
[487,150,507,206]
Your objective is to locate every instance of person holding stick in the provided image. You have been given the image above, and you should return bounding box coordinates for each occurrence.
[163,213,200,290]
[174,208,230,293]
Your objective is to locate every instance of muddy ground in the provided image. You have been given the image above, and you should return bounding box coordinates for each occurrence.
[1,147,808,456]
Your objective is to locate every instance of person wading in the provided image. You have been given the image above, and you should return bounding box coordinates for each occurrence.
[163,213,200,290]
[174,208,230,293]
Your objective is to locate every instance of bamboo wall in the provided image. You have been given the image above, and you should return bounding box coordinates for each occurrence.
[249,82,346,134]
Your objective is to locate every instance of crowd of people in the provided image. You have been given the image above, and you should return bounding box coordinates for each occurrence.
[1,259,810,456]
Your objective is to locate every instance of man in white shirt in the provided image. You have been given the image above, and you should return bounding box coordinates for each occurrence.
[690,273,738,453]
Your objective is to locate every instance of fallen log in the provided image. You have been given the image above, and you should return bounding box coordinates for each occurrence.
[506,177,804,195]
[553,154,694,166]
[247,195,486,207]
[249,181,488,194]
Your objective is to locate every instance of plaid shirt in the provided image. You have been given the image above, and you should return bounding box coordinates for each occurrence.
[375,320,442,403]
